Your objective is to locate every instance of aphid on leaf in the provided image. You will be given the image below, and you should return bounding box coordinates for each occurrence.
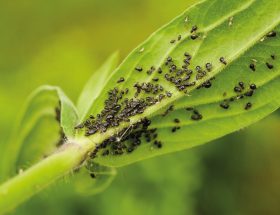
[170,39,176,44]
[206,63,212,71]
[190,34,198,40]
[245,102,252,110]
[90,173,96,179]
[153,78,159,82]
[220,102,229,109]
[191,113,202,121]
[266,62,274,69]
[267,31,277,37]
[239,82,245,89]
[234,86,242,93]
[219,57,227,65]
[249,63,256,71]
[190,25,198,33]
[250,84,257,90]
[117,77,125,83]
[135,66,143,72]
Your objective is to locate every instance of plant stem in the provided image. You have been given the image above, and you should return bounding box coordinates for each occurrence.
[0,140,94,214]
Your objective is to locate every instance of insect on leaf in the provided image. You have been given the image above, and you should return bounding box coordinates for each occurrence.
[74,0,280,167]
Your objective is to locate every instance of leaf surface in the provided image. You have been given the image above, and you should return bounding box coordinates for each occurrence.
[76,0,280,167]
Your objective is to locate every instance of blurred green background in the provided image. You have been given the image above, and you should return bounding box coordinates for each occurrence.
[1,0,280,214]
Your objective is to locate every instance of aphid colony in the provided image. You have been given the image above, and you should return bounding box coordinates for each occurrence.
[74,19,278,162]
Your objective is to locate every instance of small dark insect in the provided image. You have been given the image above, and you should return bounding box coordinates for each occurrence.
[158,67,163,74]
[167,56,173,62]
[239,82,245,89]
[178,35,182,41]
[117,77,125,83]
[196,66,202,72]
[186,107,194,111]
[267,31,277,37]
[184,52,192,59]
[249,63,256,71]
[90,173,96,179]
[171,127,177,132]
[245,90,254,97]
[191,34,198,40]
[153,78,159,82]
[219,57,227,65]
[234,86,242,93]
[206,63,212,71]
[170,39,176,44]
[174,118,180,123]
[245,102,252,110]
[191,113,202,121]
[203,81,212,88]
[166,91,172,97]
[266,62,274,69]
[220,102,229,109]
[250,84,257,90]
[190,25,198,33]
[135,66,143,72]
[271,54,276,60]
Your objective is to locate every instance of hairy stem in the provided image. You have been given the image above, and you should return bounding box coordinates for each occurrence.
[0,139,94,214]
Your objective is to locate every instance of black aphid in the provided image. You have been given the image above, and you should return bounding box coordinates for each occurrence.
[220,102,229,109]
[245,90,254,97]
[178,35,182,41]
[117,77,125,83]
[271,54,276,60]
[196,66,202,72]
[190,25,198,33]
[191,34,198,40]
[245,102,252,110]
[170,39,176,44]
[249,63,256,71]
[153,78,159,82]
[186,107,194,111]
[239,82,245,89]
[166,91,172,97]
[266,62,274,69]
[167,56,173,62]
[90,173,96,179]
[191,112,203,121]
[219,57,227,65]
[206,63,212,71]
[174,118,180,123]
[135,66,143,72]
[250,84,257,90]
[267,31,277,37]
[234,86,242,93]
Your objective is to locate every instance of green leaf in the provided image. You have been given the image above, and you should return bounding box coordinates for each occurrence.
[77,52,119,120]
[75,0,280,167]
[72,161,117,196]
[1,86,78,180]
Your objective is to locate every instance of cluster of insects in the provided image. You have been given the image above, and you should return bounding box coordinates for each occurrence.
[73,16,278,163]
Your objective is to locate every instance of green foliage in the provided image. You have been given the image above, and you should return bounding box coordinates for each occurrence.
[1,0,280,213]
[0,86,78,181]
[87,0,280,167]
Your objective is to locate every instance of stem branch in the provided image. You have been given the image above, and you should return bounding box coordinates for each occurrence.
[0,140,94,214]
